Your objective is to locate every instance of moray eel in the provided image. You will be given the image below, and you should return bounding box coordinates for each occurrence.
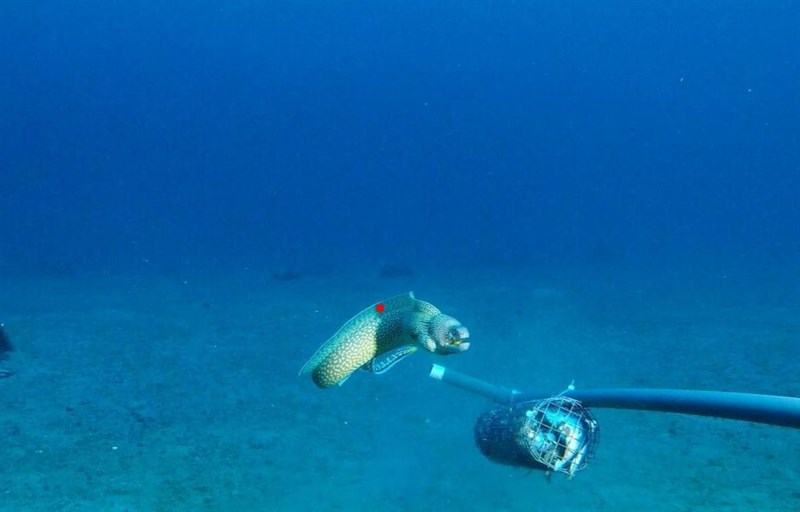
[299,292,470,388]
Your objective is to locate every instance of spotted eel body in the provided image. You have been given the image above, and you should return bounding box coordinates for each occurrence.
[299,292,469,388]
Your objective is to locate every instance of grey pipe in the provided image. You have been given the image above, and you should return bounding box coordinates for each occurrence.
[430,365,800,429]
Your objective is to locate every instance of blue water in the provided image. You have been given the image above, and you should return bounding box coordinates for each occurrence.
[1,1,798,511]
[3,0,798,274]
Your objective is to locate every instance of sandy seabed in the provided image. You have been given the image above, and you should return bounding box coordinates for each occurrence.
[1,264,798,511]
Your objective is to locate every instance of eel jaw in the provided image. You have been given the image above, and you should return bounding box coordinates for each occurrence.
[432,317,471,355]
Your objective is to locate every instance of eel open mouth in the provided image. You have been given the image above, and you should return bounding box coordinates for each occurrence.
[441,325,470,354]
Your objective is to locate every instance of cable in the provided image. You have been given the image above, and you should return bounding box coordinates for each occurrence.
[430,365,800,429]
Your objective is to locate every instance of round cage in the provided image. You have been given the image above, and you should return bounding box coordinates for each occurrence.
[474,396,599,478]
[519,396,599,477]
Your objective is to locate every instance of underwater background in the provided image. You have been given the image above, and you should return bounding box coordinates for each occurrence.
[1,1,798,511]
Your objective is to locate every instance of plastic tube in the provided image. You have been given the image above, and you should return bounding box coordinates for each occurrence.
[429,363,519,403]
[430,365,800,429]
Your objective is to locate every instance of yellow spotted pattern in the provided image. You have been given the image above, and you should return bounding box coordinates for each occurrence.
[299,292,439,388]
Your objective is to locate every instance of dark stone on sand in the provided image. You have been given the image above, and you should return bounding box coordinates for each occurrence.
[0,324,12,356]
[271,270,304,281]
[379,265,415,278]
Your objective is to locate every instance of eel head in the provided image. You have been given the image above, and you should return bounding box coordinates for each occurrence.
[420,313,471,355]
